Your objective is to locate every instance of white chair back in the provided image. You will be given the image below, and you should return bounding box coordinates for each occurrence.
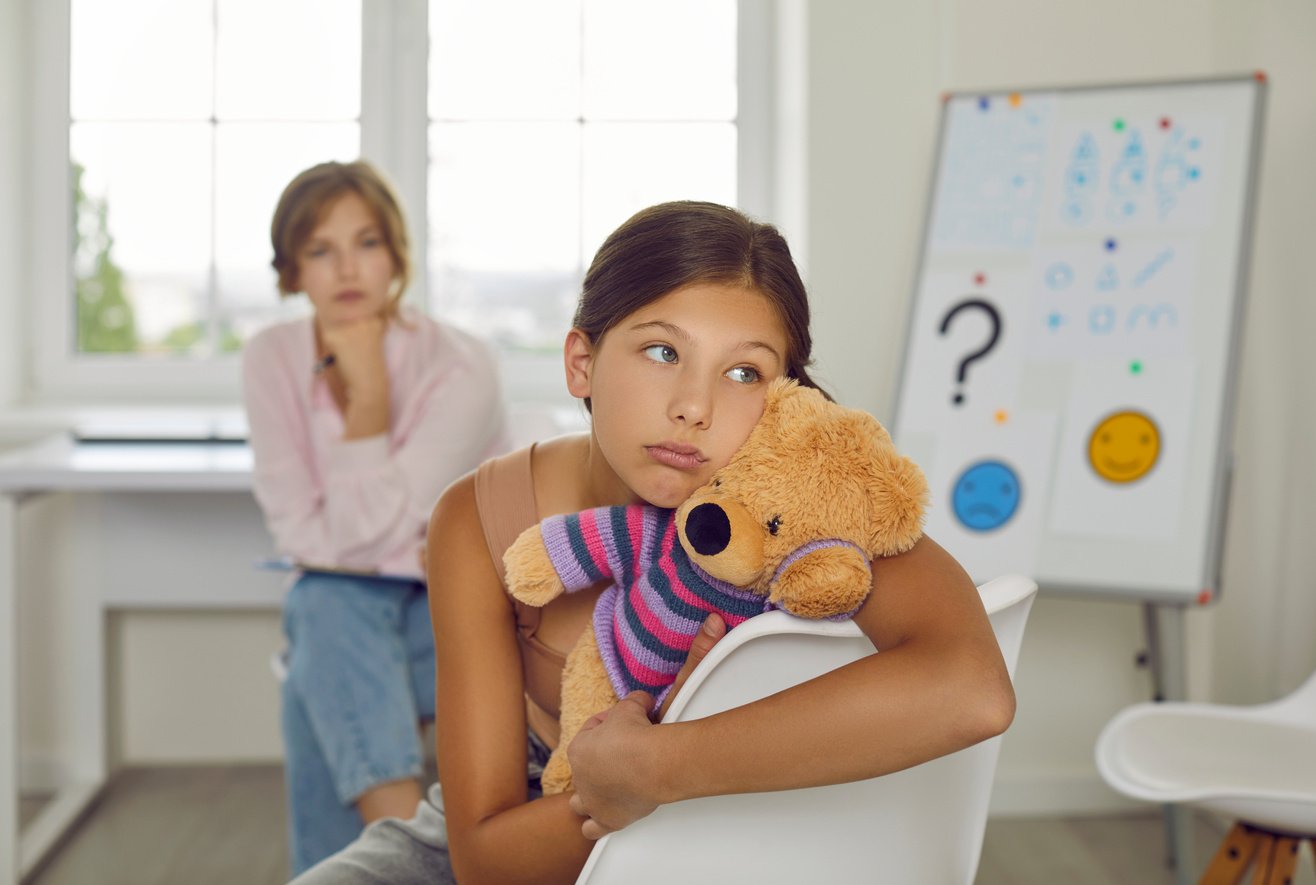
[575,574,1038,885]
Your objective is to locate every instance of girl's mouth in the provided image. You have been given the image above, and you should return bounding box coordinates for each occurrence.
[646,445,707,471]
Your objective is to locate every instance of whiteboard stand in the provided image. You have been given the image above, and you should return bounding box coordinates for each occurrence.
[1143,601,1194,885]
[888,76,1265,885]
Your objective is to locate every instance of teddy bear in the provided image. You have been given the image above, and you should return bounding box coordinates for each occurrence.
[503,377,928,795]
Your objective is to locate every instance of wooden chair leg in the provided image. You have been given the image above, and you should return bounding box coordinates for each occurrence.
[1249,833,1299,885]
[1200,823,1261,885]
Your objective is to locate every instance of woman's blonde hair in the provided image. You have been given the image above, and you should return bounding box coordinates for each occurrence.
[270,160,411,311]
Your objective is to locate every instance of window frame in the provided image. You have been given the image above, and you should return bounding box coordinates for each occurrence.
[27,0,781,406]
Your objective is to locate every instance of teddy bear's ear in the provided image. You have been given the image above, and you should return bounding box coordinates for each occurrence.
[867,446,929,557]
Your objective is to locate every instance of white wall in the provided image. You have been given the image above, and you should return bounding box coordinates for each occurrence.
[0,0,24,406]
[10,0,1316,815]
[804,0,1316,814]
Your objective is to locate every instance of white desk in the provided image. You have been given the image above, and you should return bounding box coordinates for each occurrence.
[0,434,256,884]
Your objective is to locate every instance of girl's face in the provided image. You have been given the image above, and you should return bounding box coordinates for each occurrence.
[295,192,397,329]
[567,282,790,509]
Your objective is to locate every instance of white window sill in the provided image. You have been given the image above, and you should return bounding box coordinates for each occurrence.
[0,398,589,452]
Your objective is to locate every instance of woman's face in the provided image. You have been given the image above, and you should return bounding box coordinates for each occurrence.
[567,282,790,509]
[295,192,397,330]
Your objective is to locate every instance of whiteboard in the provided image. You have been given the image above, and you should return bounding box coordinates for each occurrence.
[891,75,1266,604]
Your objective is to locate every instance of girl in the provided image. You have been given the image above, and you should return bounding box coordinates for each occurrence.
[292,201,1013,884]
[244,159,509,874]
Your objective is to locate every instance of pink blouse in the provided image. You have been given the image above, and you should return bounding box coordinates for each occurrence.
[242,307,510,579]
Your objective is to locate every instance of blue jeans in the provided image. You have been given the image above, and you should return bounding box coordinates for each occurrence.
[281,572,435,875]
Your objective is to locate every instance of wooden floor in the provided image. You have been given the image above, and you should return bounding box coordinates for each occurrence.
[19,766,1316,884]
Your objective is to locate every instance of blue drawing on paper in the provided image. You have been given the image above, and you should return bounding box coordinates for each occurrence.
[1090,305,1116,334]
[1132,248,1175,287]
[1095,264,1120,291]
[1045,262,1074,290]
[1126,304,1179,331]
[931,96,1056,251]
[1055,121,1209,228]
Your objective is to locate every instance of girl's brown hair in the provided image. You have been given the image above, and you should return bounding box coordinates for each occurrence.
[270,160,411,310]
[574,200,828,404]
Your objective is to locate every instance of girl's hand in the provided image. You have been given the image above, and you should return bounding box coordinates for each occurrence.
[659,611,725,721]
[567,613,726,839]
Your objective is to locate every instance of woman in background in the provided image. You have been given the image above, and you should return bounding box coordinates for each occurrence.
[243,159,509,873]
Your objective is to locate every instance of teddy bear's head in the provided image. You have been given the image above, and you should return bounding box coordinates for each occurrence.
[674,378,927,619]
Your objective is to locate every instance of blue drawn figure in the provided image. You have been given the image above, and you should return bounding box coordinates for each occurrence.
[1155,128,1196,219]
[951,460,1022,533]
[1063,133,1100,225]
[1095,264,1120,291]
[1106,130,1149,222]
[1090,305,1116,334]
[1132,248,1175,287]
[1045,312,1066,331]
[1110,130,1148,195]
[1126,303,1179,331]
[1045,262,1075,290]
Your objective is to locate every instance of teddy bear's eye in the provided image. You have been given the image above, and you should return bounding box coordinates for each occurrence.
[713,479,721,488]
[767,515,782,536]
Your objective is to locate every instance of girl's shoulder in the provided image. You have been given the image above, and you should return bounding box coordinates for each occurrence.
[445,435,591,527]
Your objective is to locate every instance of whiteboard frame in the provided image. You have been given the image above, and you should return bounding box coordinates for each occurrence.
[890,74,1268,604]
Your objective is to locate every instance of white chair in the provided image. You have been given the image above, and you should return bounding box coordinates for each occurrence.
[575,574,1038,885]
[1096,668,1316,884]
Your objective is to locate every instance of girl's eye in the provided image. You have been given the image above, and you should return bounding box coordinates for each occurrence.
[644,344,678,364]
[362,238,381,248]
[726,366,761,384]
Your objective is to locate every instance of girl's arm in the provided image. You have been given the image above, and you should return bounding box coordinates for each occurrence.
[565,534,1016,836]
[426,474,595,885]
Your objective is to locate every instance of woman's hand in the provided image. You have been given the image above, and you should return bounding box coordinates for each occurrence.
[321,315,388,400]
[321,316,390,439]
[567,612,726,839]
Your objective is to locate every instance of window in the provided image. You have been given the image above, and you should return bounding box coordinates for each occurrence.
[32,0,771,403]
[428,0,737,360]
[69,0,360,357]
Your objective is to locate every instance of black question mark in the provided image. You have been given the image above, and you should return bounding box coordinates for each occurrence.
[939,298,1002,406]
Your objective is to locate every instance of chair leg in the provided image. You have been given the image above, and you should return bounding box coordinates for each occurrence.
[1248,833,1299,885]
[1199,823,1260,885]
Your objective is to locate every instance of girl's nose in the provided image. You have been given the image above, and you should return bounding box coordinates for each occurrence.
[669,379,713,428]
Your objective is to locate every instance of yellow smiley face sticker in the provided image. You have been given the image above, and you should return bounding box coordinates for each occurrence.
[1088,410,1161,484]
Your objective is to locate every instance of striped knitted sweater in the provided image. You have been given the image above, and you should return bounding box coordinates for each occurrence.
[539,505,772,706]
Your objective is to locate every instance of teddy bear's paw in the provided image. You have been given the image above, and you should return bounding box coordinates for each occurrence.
[770,544,873,619]
[540,750,573,796]
[503,528,567,606]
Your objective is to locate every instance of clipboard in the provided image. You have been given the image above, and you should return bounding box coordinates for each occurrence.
[256,556,422,585]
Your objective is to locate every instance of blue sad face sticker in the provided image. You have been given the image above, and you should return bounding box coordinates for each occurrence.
[951,460,1022,532]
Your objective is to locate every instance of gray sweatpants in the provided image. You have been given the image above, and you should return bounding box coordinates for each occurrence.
[289,731,552,884]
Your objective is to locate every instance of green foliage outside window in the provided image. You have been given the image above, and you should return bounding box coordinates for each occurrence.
[73,162,139,353]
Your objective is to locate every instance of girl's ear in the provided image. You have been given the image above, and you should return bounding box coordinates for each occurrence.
[563,328,595,399]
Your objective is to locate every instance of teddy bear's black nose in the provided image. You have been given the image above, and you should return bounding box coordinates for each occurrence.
[685,503,731,556]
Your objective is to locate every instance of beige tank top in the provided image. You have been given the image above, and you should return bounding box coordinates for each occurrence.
[473,445,568,747]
